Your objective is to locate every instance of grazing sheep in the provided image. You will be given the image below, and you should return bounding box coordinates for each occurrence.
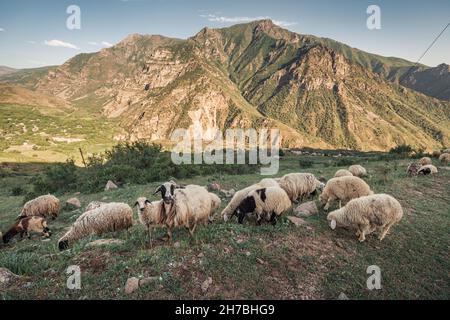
[17,194,60,220]
[320,176,374,211]
[222,178,279,222]
[418,157,432,166]
[208,192,221,221]
[2,216,51,243]
[334,169,353,178]
[277,173,324,202]
[406,162,421,176]
[85,201,107,212]
[58,202,133,250]
[418,164,438,175]
[432,150,441,158]
[153,183,216,240]
[439,153,450,164]
[327,194,403,242]
[348,165,367,177]
[234,187,292,225]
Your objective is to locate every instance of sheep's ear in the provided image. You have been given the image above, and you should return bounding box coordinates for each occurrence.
[134,201,139,207]
[153,186,162,195]
[330,219,337,230]
[145,200,151,204]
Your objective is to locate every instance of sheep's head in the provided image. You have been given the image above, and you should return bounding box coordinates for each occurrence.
[134,197,150,213]
[319,193,328,206]
[58,239,69,251]
[326,211,338,230]
[153,180,184,204]
[234,196,256,224]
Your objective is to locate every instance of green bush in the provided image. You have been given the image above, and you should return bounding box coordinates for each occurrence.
[389,144,414,155]
[298,159,314,168]
[29,141,259,195]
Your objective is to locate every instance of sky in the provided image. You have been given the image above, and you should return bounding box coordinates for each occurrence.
[0,0,449,69]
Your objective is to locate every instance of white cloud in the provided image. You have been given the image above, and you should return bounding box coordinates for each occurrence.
[0,28,4,32]
[200,14,297,27]
[44,39,79,50]
[88,41,98,45]
[101,41,113,47]
[27,41,37,44]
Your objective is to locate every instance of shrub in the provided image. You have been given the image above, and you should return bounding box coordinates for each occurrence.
[298,159,313,168]
[389,144,414,155]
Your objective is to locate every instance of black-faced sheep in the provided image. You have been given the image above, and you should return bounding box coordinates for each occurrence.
[320,176,374,211]
[17,194,60,220]
[2,216,51,243]
[234,186,292,225]
[418,164,438,175]
[348,165,367,177]
[153,183,216,241]
[327,194,403,242]
[277,173,324,202]
[221,178,279,222]
[58,202,133,250]
[334,169,353,178]
[418,157,432,166]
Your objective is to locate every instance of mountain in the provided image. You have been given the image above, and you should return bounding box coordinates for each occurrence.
[2,20,450,151]
[0,66,18,77]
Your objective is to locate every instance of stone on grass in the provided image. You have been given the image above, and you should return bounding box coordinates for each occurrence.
[0,268,17,287]
[201,277,213,293]
[105,180,118,191]
[66,197,81,208]
[124,277,140,294]
[287,216,308,227]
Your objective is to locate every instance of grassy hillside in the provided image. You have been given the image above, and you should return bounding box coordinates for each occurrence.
[0,153,448,299]
[0,104,118,164]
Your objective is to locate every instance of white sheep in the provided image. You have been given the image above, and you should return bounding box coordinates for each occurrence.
[153,183,216,240]
[85,201,107,212]
[277,173,324,202]
[320,176,374,211]
[58,202,133,250]
[334,169,353,178]
[17,194,60,220]
[418,157,432,166]
[327,194,403,242]
[221,178,279,222]
[439,153,450,164]
[418,164,438,175]
[235,186,292,225]
[348,165,367,177]
[134,197,165,244]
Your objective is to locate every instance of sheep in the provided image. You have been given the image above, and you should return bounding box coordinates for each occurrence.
[58,202,133,250]
[134,197,165,244]
[152,183,216,240]
[439,153,450,164]
[2,216,51,243]
[17,194,60,220]
[418,164,438,175]
[85,201,107,212]
[222,178,279,222]
[277,173,324,202]
[153,180,186,204]
[234,186,292,225]
[432,150,441,158]
[443,148,450,154]
[319,176,374,211]
[348,165,367,177]
[334,169,353,178]
[406,162,421,177]
[327,194,403,242]
[418,157,432,166]
[208,192,221,221]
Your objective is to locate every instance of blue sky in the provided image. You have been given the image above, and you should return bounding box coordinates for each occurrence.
[0,0,449,69]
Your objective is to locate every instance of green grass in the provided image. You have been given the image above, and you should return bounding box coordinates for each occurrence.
[0,154,449,299]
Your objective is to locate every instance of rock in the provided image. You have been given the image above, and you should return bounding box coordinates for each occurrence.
[338,292,349,300]
[201,277,213,293]
[0,268,17,287]
[105,180,118,191]
[66,197,81,208]
[124,277,140,294]
[220,189,236,198]
[173,241,181,248]
[208,182,221,191]
[86,239,124,248]
[139,276,159,286]
[245,251,251,256]
[294,201,318,217]
[23,282,34,289]
[287,216,308,227]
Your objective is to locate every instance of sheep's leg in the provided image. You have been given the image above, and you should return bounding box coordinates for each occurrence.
[20,231,25,239]
[324,200,332,211]
[147,226,153,247]
[358,225,370,242]
[338,200,342,208]
[269,212,277,226]
[379,223,393,241]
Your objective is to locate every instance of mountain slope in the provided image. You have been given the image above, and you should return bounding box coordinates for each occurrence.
[7,20,450,151]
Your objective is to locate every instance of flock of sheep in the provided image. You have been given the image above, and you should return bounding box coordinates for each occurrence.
[5,157,439,249]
